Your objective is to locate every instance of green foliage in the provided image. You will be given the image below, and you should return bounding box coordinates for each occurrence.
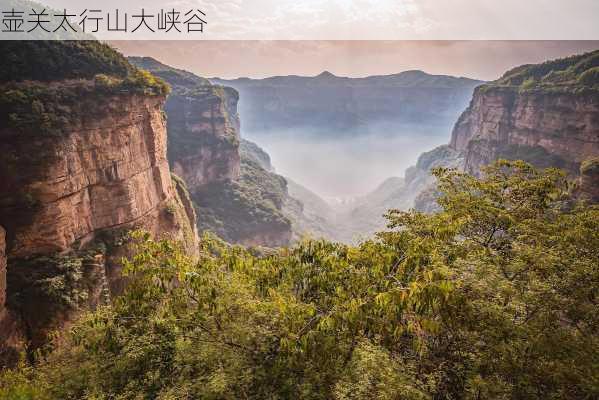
[0,72,168,136]
[0,41,133,83]
[3,161,598,399]
[194,157,292,244]
[7,254,91,313]
[0,42,169,137]
[128,56,212,92]
[580,157,599,175]
[122,69,171,96]
[578,66,599,86]
[485,49,599,93]
[0,359,49,400]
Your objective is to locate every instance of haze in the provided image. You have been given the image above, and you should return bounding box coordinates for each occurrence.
[115,41,599,199]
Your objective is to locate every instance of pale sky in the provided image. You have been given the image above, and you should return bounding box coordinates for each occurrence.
[113,41,599,81]
[36,0,599,40]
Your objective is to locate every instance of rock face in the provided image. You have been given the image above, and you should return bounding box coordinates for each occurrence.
[0,43,198,364]
[128,57,241,189]
[1,94,179,257]
[129,57,294,247]
[451,87,599,175]
[166,87,241,188]
[450,50,599,183]
[194,141,293,247]
[575,158,599,203]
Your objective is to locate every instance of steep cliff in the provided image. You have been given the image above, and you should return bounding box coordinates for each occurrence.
[0,42,197,363]
[450,50,599,181]
[128,57,240,188]
[129,58,294,247]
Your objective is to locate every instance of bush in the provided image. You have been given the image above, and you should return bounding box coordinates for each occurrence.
[578,66,599,86]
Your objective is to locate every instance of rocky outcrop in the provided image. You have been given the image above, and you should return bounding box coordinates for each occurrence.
[449,50,599,187]
[1,93,180,256]
[0,44,198,364]
[166,87,241,188]
[0,85,197,360]
[451,86,599,175]
[128,57,241,189]
[130,57,294,247]
[575,158,599,203]
[193,146,293,247]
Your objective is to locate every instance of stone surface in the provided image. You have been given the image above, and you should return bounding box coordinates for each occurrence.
[0,82,198,365]
[129,57,295,247]
[0,92,177,257]
[167,87,241,189]
[450,87,599,175]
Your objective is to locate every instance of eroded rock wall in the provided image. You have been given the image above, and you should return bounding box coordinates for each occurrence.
[167,86,241,189]
[1,93,177,257]
[0,83,197,363]
[450,87,599,175]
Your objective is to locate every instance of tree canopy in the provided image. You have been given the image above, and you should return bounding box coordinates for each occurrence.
[2,160,598,400]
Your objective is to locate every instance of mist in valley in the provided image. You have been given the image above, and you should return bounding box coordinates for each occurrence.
[244,123,452,203]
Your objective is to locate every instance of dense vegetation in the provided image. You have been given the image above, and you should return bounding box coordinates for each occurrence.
[128,57,212,92]
[194,155,292,244]
[489,49,599,92]
[0,42,169,136]
[2,160,597,399]
[0,41,133,82]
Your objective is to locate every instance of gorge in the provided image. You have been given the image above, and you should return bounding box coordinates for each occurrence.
[1,41,599,369]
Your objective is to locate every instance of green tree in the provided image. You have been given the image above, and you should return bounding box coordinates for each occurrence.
[2,160,597,400]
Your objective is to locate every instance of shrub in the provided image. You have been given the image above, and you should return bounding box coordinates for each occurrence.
[578,66,599,86]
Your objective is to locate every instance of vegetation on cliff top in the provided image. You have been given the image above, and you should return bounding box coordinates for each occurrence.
[0,42,169,136]
[1,41,133,82]
[2,160,598,399]
[128,56,212,92]
[483,49,599,93]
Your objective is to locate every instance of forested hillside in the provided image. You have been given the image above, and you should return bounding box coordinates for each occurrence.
[2,161,598,400]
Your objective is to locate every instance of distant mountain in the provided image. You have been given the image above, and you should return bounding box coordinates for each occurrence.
[210,71,483,136]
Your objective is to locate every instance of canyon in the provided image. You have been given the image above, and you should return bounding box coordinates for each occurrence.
[128,57,296,247]
[1,41,598,368]
[333,49,599,234]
